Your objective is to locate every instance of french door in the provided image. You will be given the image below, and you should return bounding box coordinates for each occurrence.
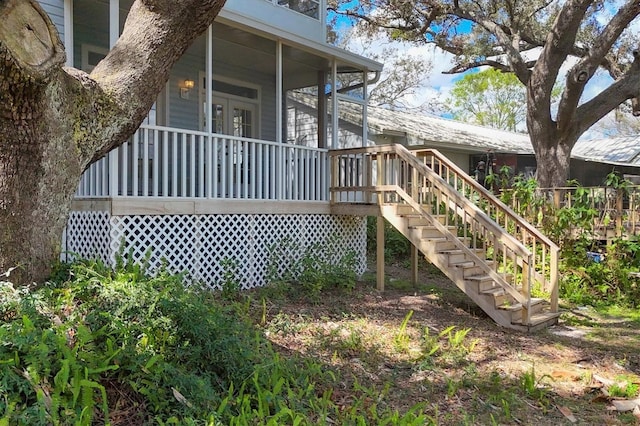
[211,97,257,139]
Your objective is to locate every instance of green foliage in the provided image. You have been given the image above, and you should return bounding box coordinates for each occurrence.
[0,259,259,424]
[266,236,358,302]
[419,325,477,369]
[366,216,411,261]
[393,310,413,353]
[560,242,640,308]
[607,376,639,399]
[519,366,550,403]
[445,69,527,131]
[219,258,241,300]
[1,258,437,424]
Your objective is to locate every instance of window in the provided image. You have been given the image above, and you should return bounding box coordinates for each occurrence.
[276,0,320,19]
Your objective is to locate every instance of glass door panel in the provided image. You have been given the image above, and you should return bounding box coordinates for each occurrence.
[231,102,255,138]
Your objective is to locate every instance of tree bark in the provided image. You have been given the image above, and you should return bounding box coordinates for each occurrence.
[531,134,574,188]
[0,0,226,285]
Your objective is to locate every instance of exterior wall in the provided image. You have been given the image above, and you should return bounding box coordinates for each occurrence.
[167,36,277,140]
[40,0,65,40]
[72,0,110,69]
[63,211,367,289]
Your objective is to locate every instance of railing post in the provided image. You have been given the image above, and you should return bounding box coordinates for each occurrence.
[329,154,336,204]
[376,153,384,205]
[616,188,623,237]
[550,248,559,313]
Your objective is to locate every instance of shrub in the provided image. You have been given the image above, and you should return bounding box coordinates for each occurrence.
[0,259,260,424]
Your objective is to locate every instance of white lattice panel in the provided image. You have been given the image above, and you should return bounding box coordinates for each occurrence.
[66,211,367,290]
[64,211,112,264]
[110,215,199,279]
[111,214,366,289]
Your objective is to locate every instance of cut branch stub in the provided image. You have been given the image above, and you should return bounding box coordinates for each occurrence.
[0,0,65,81]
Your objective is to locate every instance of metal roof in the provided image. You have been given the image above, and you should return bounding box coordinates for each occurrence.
[365,105,640,166]
[291,92,640,167]
[571,135,640,166]
[365,105,533,154]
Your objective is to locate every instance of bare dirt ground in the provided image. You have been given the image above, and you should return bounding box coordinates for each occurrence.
[258,260,640,425]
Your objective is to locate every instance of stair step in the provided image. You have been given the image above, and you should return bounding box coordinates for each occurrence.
[405,215,449,227]
[511,311,561,331]
[440,248,486,264]
[426,237,458,252]
[497,298,545,312]
[450,260,476,268]
[480,287,509,306]
[409,225,456,238]
[466,274,514,290]
[480,287,505,296]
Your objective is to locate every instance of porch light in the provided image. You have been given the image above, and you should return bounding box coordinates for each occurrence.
[180,79,195,99]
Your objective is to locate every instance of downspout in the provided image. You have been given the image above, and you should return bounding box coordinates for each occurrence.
[335,69,381,94]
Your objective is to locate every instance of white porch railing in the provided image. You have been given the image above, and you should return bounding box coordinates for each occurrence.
[76,124,329,201]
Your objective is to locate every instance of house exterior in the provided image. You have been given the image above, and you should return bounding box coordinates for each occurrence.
[43,0,383,288]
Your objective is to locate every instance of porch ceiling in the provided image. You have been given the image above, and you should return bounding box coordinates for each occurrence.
[211,22,336,90]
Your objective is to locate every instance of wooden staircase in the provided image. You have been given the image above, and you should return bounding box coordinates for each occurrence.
[383,204,558,331]
[329,144,561,332]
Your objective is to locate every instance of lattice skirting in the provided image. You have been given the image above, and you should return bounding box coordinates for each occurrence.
[63,212,367,289]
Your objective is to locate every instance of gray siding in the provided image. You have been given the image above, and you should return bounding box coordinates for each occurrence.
[40,0,65,40]
[168,37,277,141]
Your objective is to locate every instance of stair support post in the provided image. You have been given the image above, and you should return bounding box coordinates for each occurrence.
[521,256,532,325]
[410,244,418,286]
[377,215,385,292]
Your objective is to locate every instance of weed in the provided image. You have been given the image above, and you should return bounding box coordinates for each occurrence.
[219,258,241,300]
[393,310,413,353]
[519,365,551,404]
[418,325,477,369]
[266,236,358,302]
[608,376,639,398]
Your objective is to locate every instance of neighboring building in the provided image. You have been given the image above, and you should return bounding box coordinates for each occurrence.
[44,0,383,288]
[288,94,640,186]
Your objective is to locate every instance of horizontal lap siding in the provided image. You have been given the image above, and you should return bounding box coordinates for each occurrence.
[169,36,277,140]
[40,0,65,40]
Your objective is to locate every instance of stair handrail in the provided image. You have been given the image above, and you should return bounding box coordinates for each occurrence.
[409,147,559,311]
[329,144,559,317]
[410,148,558,250]
[388,183,532,308]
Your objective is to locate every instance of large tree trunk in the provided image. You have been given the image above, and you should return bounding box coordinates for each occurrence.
[0,0,226,285]
[0,0,77,284]
[531,136,574,189]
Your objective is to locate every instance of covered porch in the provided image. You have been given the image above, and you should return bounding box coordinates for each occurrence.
[69,0,381,208]
[64,0,381,288]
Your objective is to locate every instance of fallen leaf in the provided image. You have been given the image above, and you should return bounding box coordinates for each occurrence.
[557,406,577,423]
[552,370,576,380]
[172,387,193,408]
[593,374,614,387]
[611,398,640,412]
